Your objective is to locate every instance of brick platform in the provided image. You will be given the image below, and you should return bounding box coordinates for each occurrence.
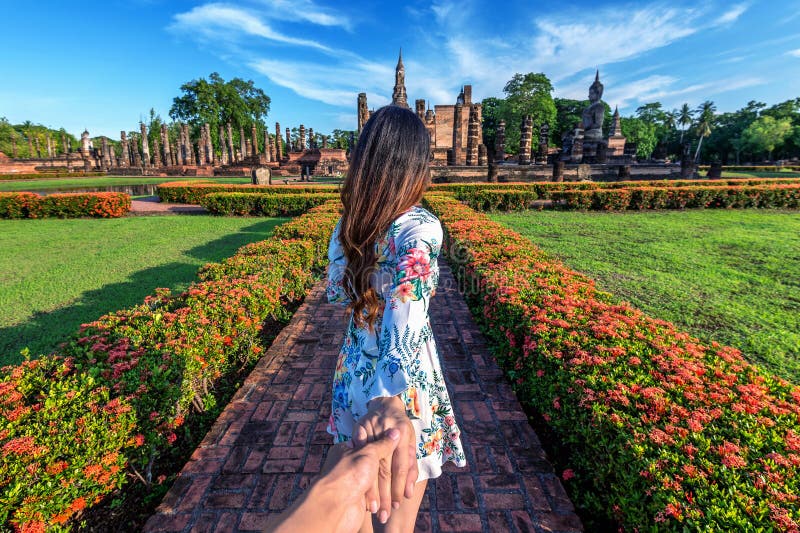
[144,262,583,532]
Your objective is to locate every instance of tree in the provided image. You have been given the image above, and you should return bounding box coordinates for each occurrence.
[330,129,354,150]
[620,117,657,159]
[678,103,694,145]
[479,97,504,155]
[693,101,716,163]
[169,72,271,151]
[742,115,793,161]
[498,73,557,154]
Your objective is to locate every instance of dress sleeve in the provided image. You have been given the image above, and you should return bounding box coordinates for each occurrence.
[326,218,351,306]
[359,216,443,408]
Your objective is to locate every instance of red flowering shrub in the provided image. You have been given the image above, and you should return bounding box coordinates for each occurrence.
[424,194,800,530]
[0,200,341,530]
[156,181,337,204]
[0,192,130,218]
[201,192,339,216]
[551,184,800,210]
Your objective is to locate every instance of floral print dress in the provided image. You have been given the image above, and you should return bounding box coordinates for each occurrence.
[326,205,466,481]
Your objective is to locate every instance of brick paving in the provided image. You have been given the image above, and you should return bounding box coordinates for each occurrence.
[144,262,583,532]
[130,196,208,215]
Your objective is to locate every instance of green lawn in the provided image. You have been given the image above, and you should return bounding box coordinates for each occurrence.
[0,216,287,366]
[0,176,250,192]
[721,171,800,178]
[490,209,800,383]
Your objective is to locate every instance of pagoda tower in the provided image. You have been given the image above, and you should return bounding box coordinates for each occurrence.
[391,49,409,108]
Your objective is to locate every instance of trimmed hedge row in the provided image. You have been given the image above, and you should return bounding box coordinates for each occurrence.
[0,202,340,531]
[433,178,800,202]
[157,181,338,204]
[200,192,340,216]
[424,194,800,530]
[460,189,540,211]
[550,184,800,210]
[0,172,107,181]
[0,192,131,218]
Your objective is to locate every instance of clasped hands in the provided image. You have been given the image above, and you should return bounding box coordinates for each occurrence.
[267,395,417,533]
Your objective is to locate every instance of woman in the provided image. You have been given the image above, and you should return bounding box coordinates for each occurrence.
[325,105,466,532]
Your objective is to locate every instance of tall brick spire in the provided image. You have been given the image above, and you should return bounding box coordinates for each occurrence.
[392,48,409,108]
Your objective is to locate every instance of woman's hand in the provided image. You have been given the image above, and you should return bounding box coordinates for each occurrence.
[353,395,419,524]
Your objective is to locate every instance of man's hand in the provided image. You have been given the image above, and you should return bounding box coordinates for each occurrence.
[353,395,419,524]
[269,430,403,533]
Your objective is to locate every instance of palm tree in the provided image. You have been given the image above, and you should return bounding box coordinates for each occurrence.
[678,103,693,145]
[693,101,716,163]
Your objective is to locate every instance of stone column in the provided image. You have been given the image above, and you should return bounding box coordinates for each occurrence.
[132,134,143,167]
[322,136,328,149]
[161,124,172,167]
[108,142,117,168]
[61,134,68,155]
[495,120,506,163]
[451,103,463,166]
[205,123,214,164]
[152,133,161,168]
[553,161,564,182]
[466,105,479,166]
[119,132,129,167]
[251,124,259,155]
[357,93,369,134]
[239,125,247,159]
[478,144,487,166]
[539,123,550,163]
[285,127,291,152]
[46,134,52,158]
[264,130,271,163]
[140,123,151,167]
[35,136,42,158]
[245,139,252,160]
[519,115,532,165]
[275,122,283,161]
[487,160,498,183]
[186,124,195,165]
[219,125,229,165]
[227,123,235,163]
[299,125,306,151]
[101,137,111,168]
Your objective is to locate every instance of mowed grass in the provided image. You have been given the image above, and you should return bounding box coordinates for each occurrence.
[490,209,800,383]
[0,176,251,192]
[0,216,287,366]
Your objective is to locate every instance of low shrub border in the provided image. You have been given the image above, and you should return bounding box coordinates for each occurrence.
[423,194,800,530]
[0,201,340,531]
[0,192,131,218]
[550,184,800,211]
[200,192,340,216]
[157,181,337,204]
[0,172,107,181]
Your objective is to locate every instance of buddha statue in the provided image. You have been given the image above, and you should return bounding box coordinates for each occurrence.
[582,70,605,142]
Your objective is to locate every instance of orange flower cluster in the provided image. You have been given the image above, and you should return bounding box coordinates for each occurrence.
[424,193,800,530]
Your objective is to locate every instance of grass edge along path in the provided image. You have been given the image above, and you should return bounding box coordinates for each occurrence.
[424,193,800,531]
[488,209,800,384]
[0,202,341,531]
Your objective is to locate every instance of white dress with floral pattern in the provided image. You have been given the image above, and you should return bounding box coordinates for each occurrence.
[325,205,466,481]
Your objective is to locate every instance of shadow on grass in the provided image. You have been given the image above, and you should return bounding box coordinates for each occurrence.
[0,219,287,367]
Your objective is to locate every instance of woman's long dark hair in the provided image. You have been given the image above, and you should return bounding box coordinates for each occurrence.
[339,105,431,331]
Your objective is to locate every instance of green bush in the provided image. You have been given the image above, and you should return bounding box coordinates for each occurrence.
[200,192,339,216]
[157,181,338,204]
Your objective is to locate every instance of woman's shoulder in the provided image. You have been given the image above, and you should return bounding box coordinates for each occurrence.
[392,205,442,242]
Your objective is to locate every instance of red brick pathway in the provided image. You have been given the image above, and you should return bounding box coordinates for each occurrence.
[130,196,208,215]
[144,262,583,532]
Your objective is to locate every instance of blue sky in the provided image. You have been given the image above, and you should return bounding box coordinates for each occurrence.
[2,0,799,138]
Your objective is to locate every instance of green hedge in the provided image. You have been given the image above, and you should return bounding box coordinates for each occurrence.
[201,192,340,216]
[0,202,340,530]
[424,194,800,530]
[157,181,338,204]
[550,184,800,210]
[0,192,131,218]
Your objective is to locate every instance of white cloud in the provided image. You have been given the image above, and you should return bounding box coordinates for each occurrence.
[715,3,748,24]
[252,0,352,30]
[788,48,800,57]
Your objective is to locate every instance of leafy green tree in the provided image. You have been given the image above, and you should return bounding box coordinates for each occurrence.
[479,97,504,155]
[497,73,557,154]
[330,129,354,150]
[553,98,585,147]
[620,117,657,158]
[693,101,717,162]
[677,103,694,145]
[742,115,794,161]
[169,72,271,151]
